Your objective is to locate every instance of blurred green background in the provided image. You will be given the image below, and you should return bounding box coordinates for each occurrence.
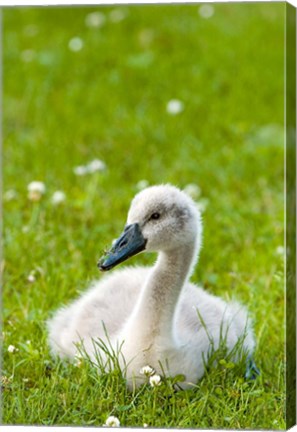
[3,3,285,428]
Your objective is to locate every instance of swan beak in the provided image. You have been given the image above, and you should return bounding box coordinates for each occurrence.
[98,223,147,271]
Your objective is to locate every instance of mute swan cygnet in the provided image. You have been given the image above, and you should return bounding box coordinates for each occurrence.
[48,184,256,389]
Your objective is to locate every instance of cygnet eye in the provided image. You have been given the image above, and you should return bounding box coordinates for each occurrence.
[150,212,161,221]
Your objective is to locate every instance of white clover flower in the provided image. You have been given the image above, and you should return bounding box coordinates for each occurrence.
[140,365,155,376]
[27,273,36,283]
[51,191,66,205]
[198,4,215,19]
[7,345,18,353]
[74,358,82,368]
[183,183,201,200]
[149,374,162,387]
[136,180,149,191]
[196,198,209,213]
[74,353,83,368]
[1,375,13,387]
[85,11,106,28]
[276,246,285,255]
[28,181,46,194]
[104,415,121,427]
[166,99,184,115]
[73,165,88,176]
[138,29,155,48]
[68,37,84,52]
[86,159,106,173]
[21,49,35,62]
[109,8,127,23]
[27,181,46,201]
[74,160,106,176]
[4,189,17,201]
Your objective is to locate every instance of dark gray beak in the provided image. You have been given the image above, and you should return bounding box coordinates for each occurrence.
[98,223,147,271]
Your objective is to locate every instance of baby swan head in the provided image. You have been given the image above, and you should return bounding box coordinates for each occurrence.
[128,184,201,251]
[99,184,202,271]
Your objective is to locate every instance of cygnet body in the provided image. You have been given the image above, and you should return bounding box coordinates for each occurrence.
[48,184,255,389]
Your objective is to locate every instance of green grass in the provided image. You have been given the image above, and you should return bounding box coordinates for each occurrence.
[3,3,285,429]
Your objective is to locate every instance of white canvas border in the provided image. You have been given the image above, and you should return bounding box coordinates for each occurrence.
[1,1,296,432]
[0,0,296,7]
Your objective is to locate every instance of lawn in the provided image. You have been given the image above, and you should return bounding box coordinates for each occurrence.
[2,3,286,429]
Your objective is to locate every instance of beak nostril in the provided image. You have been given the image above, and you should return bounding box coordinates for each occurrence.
[119,239,128,248]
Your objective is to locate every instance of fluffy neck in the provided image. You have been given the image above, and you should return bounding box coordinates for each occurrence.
[129,238,199,342]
